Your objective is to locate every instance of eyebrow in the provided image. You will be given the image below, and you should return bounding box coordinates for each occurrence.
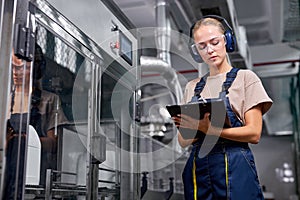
[12,63,31,68]
[198,36,222,44]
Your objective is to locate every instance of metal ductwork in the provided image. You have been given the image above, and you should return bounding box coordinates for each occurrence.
[141,0,183,103]
[169,0,252,69]
[284,0,300,49]
[155,0,171,64]
[140,56,182,103]
[283,0,300,41]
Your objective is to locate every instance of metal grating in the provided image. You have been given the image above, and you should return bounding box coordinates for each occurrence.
[54,38,77,73]
[36,24,77,73]
[36,24,47,54]
[283,0,300,42]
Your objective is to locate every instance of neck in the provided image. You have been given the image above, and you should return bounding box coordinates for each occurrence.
[209,59,232,76]
[15,85,30,94]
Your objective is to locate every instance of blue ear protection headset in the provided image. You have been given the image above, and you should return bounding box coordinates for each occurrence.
[189,15,236,63]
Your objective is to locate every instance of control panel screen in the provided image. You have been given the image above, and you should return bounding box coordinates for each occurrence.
[119,31,132,66]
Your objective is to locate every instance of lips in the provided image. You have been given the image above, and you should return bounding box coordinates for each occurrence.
[209,56,218,60]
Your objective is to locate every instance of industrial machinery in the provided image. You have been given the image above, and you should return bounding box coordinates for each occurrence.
[3,0,296,199]
[0,0,139,199]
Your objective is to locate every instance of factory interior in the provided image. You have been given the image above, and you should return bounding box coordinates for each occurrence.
[0,0,300,199]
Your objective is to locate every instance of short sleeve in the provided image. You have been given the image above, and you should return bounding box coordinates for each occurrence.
[243,70,273,115]
[181,78,199,104]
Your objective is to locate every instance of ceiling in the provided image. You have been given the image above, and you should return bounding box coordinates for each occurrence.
[112,0,300,48]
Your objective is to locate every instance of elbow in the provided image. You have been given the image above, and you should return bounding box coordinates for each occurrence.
[246,123,262,144]
[177,133,185,148]
[250,138,260,144]
[249,132,261,144]
[178,133,192,148]
[178,138,189,148]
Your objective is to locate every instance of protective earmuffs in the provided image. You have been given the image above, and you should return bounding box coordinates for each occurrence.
[189,15,236,63]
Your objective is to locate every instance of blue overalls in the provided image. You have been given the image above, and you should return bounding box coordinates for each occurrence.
[182,68,264,200]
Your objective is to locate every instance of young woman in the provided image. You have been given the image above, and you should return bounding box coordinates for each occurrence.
[173,16,273,199]
[3,46,68,199]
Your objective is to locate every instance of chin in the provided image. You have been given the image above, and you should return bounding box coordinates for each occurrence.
[207,60,221,67]
[211,57,226,67]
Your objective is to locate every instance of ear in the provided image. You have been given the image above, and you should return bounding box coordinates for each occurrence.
[223,35,227,45]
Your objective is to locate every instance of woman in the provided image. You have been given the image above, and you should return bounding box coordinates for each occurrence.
[3,46,68,199]
[173,16,273,199]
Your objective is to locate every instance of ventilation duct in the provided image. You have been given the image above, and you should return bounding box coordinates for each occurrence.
[140,0,183,103]
[284,0,300,50]
[155,0,171,64]
[283,0,300,42]
[172,0,252,69]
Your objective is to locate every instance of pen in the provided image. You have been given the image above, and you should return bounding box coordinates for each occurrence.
[198,96,207,103]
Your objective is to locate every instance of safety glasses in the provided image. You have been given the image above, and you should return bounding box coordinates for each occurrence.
[191,35,226,55]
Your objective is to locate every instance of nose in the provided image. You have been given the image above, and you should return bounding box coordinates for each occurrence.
[12,65,26,76]
[206,44,215,53]
[13,70,24,78]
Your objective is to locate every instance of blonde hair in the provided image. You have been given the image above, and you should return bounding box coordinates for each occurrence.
[192,17,225,37]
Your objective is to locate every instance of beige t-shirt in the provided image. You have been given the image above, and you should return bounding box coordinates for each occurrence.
[181,69,273,124]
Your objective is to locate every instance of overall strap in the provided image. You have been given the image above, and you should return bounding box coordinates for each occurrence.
[222,67,240,94]
[190,72,209,102]
[220,67,243,127]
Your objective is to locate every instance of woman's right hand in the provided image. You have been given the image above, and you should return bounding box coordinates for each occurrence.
[173,112,211,133]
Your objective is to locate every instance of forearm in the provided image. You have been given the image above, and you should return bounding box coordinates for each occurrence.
[217,125,262,144]
[176,105,264,146]
[209,105,263,144]
[177,132,196,148]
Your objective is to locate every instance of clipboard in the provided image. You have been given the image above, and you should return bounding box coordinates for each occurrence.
[166,98,229,139]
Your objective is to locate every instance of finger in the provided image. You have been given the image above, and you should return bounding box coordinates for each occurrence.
[172,117,181,123]
[179,114,192,120]
[204,112,210,120]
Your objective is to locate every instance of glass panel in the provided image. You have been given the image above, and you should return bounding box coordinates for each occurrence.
[3,52,32,199]
[22,21,95,198]
[98,62,137,199]
[98,121,120,199]
[21,1,137,198]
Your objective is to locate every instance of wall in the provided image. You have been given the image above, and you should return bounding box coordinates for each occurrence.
[251,135,297,200]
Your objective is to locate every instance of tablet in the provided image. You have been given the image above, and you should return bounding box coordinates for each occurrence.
[166,98,229,139]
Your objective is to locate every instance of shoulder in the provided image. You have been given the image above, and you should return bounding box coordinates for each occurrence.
[237,69,259,79]
[236,69,261,85]
[181,77,201,104]
[185,77,201,88]
[41,90,60,102]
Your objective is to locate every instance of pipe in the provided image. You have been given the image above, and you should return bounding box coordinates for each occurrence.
[140,0,183,103]
[155,0,171,64]
[141,56,182,103]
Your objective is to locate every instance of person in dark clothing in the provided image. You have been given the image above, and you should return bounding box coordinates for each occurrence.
[3,45,67,199]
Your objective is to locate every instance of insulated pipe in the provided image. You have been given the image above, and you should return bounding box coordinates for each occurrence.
[140,0,183,104]
[140,56,182,103]
[155,0,171,64]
